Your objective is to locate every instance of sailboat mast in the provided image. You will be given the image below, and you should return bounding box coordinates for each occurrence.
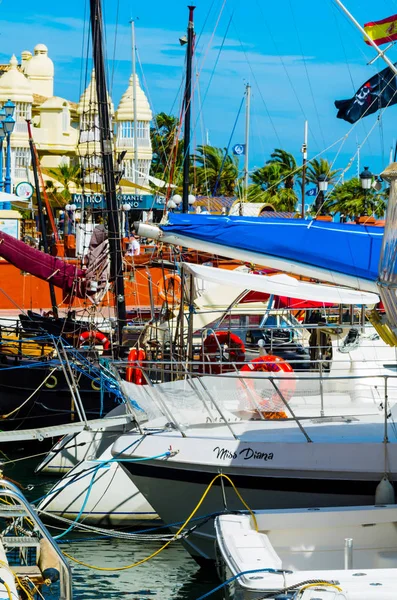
[131,20,139,186]
[301,120,308,218]
[244,83,251,202]
[89,0,126,346]
[26,120,58,318]
[182,5,195,214]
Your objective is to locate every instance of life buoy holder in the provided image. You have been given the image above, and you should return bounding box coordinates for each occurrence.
[126,348,146,385]
[79,331,111,352]
[45,375,58,389]
[158,274,182,305]
[201,331,245,374]
[238,355,295,419]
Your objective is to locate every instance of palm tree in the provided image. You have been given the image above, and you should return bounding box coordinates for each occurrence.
[193,145,239,196]
[150,112,183,181]
[266,148,298,190]
[306,158,340,186]
[251,162,298,211]
[48,164,82,201]
[325,177,387,218]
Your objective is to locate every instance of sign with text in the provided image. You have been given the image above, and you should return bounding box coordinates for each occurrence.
[71,193,165,211]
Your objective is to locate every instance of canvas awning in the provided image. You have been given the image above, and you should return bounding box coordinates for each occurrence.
[182,263,379,306]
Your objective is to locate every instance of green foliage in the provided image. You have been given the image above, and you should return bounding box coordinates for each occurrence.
[251,155,298,211]
[193,145,239,196]
[150,112,183,182]
[47,164,82,202]
[325,177,387,218]
[305,158,340,186]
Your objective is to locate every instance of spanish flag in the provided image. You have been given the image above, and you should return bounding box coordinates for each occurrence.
[364,14,397,45]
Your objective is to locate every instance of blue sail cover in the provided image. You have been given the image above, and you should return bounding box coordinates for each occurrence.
[162,214,384,283]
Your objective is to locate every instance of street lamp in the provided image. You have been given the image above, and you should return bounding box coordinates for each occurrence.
[3,100,15,117]
[122,203,131,238]
[188,194,196,208]
[171,194,182,208]
[316,174,329,214]
[3,104,15,195]
[167,199,177,212]
[360,166,373,215]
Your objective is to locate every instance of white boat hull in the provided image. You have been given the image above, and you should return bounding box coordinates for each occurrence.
[38,446,158,526]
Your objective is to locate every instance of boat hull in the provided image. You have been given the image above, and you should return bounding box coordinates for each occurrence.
[113,429,397,562]
[0,362,120,432]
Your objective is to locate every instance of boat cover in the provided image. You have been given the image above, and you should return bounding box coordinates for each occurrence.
[162,215,384,285]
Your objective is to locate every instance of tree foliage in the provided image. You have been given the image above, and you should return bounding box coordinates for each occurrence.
[193,145,239,196]
[325,177,387,218]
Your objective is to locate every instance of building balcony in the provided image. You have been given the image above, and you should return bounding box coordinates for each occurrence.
[116,136,151,149]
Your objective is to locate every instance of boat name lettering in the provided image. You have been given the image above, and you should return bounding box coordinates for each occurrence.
[213,446,274,461]
[239,448,274,461]
[213,446,237,460]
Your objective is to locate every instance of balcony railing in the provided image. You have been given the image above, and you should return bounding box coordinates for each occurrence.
[117,136,151,149]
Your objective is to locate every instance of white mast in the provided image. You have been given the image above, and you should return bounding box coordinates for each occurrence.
[244,83,251,201]
[301,120,308,218]
[131,20,139,185]
[333,0,397,75]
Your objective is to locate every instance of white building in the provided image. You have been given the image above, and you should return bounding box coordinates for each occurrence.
[0,44,153,191]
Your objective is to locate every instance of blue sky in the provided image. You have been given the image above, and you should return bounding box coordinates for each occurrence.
[2,0,397,183]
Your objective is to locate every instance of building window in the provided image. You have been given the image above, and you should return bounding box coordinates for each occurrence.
[14,147,30,169]
[62,103,69,133]
[15,103,31,121]
[137,121,149,139]
[123,158,150,181]
[138,159,150,176]
[119,121,149,139]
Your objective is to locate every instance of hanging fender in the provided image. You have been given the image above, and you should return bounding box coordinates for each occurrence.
[158,274,182,305]
[126,348,146,385]
[79,331,111,351]
[239,355,295,419]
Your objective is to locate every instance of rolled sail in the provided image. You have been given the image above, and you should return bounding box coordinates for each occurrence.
[0,230,86,298]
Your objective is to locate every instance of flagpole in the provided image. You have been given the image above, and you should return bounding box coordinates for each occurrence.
[333,0,397,75]
[301,119,308,218]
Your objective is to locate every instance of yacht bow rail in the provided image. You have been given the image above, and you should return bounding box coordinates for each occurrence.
[118,361,397,443]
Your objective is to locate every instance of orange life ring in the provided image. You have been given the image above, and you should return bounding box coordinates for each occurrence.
[126,348,146,385]
[79,331,111,351]
[158,274,182,305]
[239,355,295,419]
[201,331,245,374]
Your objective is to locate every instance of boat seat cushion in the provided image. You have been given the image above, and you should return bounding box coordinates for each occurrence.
[226,530,282,571]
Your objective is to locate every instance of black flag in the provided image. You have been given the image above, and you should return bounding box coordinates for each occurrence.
[335,63,397,124]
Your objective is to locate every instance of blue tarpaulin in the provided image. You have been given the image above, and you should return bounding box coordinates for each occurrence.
[162,214,384,283]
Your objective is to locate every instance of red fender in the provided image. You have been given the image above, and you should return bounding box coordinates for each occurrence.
[239,355,295,419]
[79,331,110,351]
[126,348,146,385]
[201,331,245,374]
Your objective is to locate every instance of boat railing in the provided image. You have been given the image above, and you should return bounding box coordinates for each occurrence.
[0,479,72,600]
[119,360,397,442]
